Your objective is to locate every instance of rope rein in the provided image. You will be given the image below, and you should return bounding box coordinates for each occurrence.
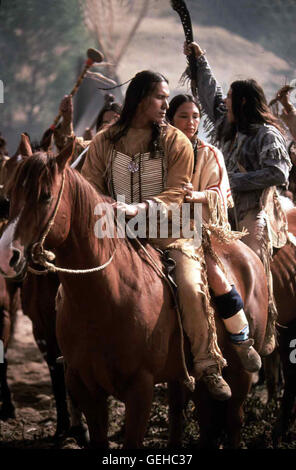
[28,171,115,275]
[28,252,116,275]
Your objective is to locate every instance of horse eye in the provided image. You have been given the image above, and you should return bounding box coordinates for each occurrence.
[39,192,52,204]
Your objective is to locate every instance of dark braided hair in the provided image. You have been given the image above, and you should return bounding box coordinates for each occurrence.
[108,70,168,157]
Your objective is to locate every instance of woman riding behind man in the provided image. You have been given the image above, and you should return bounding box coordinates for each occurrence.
[167,94,261,375]
[183,41,291,355]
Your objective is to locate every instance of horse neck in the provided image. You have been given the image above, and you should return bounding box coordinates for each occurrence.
[55,170,119,270]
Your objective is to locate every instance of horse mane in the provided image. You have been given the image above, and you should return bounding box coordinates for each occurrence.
[8,152,162,283]
[6,152,54,217]
[9,152,118,247]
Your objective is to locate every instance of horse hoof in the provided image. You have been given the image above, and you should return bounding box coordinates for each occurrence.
[0,403,16,421]
[54,422,70,440]
[67,424,90,448]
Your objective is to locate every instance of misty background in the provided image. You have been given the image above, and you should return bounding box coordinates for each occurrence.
[0,0,295,154]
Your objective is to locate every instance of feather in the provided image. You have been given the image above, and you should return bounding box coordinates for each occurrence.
[86,71,117,86]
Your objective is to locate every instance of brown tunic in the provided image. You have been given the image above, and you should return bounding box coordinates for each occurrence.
[81,124,193,209]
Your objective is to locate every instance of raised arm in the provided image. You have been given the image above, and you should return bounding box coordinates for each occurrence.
[276,85,296,141]
[183,42,226,128]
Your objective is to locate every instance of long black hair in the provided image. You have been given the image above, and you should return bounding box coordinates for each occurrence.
[218,79,284,142]
[166,94,201,126]
[108,70,168,155]
[167,94,202,173]
[232,79,284,132]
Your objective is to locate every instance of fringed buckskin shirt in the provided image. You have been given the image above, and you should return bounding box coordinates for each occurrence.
[81,124,194,249]
[81,124,193,208]
[192,139,233,225]
[193,55,292,221]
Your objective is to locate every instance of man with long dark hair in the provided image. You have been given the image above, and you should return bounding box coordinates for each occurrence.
[184,42,292,355]
[81,70,232,400]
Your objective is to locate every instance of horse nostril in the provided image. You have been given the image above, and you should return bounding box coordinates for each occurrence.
[9,249,21,268]
[0,197,10,220]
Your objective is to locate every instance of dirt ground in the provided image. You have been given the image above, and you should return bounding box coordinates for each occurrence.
[0,310,295,450]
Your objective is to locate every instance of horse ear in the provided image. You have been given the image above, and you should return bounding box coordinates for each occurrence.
[13,133,33,158]
[56,138,76,171]
[20,133,33,157]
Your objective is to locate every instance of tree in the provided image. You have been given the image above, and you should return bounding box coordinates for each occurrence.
[0,0,93,152]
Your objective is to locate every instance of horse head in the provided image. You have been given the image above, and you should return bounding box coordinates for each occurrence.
[0,137,75,279]
[0,133,33,220]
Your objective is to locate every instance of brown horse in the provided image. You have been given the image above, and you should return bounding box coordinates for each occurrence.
[0,276,20,420]
[168,237,268,448]
[0,135,87,441]
[269,240,296,446]
[256,197,296,445]
[0,141,268,448]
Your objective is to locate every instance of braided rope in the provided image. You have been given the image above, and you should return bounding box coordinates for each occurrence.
[28,171,115,275]
[40,172,65,246]
[29,251,116,275]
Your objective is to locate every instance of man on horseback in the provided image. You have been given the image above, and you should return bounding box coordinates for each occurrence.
[53,94,122,153]
[184,41,292,355]
[273,85,296,142]
[81,70,232,400]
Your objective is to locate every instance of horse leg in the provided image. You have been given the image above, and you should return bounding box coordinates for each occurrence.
[123,370,154,448]
[225,402,244,448]
[272,325,296,447]
[5,279,21,340]
[167,380,187,448]
[66,391,89,447]
[33,333,70,438]
[47,359,70,437]
[47,356,88,445]
[0,357,15,420]
[60,361,89,446]
[225,371,251,448]
[66,367,108,449]
[263,349,281,402]
[0,306,15,420]
[198,395,243,449]
[272,376,296,447]
[195,402,224,449]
